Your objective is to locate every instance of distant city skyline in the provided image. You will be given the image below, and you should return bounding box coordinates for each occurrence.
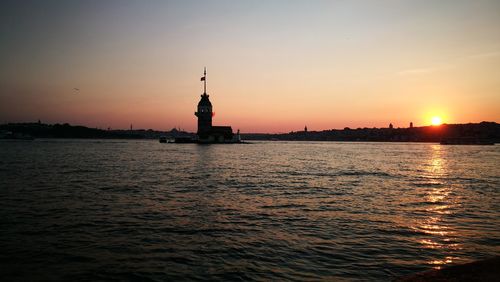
[1,0,499,133]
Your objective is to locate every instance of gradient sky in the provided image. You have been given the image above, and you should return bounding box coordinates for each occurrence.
[1,0,499,132]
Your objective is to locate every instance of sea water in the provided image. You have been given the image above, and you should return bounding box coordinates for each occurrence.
[1,140,499,281]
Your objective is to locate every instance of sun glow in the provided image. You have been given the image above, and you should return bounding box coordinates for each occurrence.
[431,116,443,126]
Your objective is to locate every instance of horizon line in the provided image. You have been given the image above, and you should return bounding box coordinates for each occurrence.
[2,120,498,134]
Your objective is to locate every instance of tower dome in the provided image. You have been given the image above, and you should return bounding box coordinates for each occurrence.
[198,93,212,107]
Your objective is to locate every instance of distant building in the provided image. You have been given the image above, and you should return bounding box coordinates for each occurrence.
[194,68,234,143]
[389,123,394,129]
[304,125,308,132]
[410,122,413,128]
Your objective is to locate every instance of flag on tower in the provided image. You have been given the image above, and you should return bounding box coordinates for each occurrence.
[200,77,205,81]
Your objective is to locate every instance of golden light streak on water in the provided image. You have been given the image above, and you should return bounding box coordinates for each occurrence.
[412,145,464,269]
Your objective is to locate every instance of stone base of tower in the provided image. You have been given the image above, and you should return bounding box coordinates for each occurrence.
[169,126,241,144]
[197,126,237,143]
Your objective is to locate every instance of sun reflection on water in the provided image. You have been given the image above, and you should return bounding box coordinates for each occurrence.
[429,256,459,270]
[413,145,462,268]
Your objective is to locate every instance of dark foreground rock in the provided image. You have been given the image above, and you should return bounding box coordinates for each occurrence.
[396,256,500,282]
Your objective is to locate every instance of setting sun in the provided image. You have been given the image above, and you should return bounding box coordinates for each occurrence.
[431,116,443,126]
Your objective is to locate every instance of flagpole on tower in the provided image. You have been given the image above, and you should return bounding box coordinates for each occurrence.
[204,67,206,94]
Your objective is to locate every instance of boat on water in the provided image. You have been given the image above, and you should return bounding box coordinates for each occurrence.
[159,136,168,143]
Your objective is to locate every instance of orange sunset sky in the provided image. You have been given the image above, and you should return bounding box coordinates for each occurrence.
[1,0,499,133]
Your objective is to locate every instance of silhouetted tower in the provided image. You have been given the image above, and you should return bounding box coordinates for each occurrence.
[195,67,213,136]
[389,123,394,129]
[409,122,413,128]
[304,125,308,132]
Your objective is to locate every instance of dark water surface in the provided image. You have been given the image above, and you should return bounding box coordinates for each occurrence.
[1,140,499,281]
